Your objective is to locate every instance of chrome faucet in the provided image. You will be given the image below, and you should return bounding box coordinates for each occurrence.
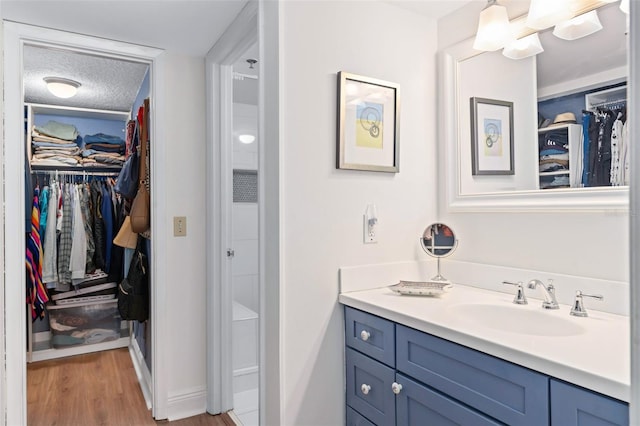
[527,279,559,309]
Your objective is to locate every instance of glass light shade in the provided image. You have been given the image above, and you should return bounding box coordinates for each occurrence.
[620,0,629,14]
[526,0,574,30]
[553,10,603,40]
[43,77,80,98]
[238,134,255,144]
[502,33,544,59]
[473,2,514,51]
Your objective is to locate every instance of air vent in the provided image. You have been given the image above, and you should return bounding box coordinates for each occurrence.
[233,169,258,203]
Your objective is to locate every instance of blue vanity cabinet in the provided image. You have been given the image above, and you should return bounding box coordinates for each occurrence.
[550,379,629,426]
[343,306,628,426]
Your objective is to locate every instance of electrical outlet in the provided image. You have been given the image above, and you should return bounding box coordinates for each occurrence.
[173,216,187,237]
[363,214,377,244]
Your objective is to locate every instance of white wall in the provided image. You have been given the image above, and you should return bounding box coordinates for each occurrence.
[280,2,438,424]
[438,4,629,284]
[160,53,209,417]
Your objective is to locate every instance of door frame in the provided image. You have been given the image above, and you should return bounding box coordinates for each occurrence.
[205,0,258,415]
[2,21,168,424]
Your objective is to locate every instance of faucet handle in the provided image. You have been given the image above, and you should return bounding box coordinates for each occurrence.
[570,290,604,317]
[502,281,528,305]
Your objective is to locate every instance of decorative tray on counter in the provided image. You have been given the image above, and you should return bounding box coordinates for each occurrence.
[388,280,453,297]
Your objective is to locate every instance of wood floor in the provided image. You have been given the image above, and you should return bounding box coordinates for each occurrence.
[27,348,236,426]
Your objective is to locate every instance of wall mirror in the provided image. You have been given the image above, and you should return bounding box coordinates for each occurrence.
[438,1,629,211]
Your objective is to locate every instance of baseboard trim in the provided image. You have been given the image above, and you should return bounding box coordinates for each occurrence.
[129,339,152,410]
[167,387,207,421]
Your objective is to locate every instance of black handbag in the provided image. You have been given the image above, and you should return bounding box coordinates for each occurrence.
[117,237,149,321]
[114,121,140,199]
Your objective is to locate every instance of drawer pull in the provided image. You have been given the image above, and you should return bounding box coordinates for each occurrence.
[391,382,403,395]
[360,384,371,395]
[360,330,371,341]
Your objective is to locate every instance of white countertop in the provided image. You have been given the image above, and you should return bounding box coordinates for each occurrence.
[339,284,630,402]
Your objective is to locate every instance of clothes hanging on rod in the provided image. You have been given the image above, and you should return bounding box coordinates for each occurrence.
[27,171,125,316]
[582,106,627,188]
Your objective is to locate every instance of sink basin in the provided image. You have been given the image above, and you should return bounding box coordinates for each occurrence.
[450,303,586,337]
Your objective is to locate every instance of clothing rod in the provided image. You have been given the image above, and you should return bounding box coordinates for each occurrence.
[592,98,627,107]
[31,170,120,177]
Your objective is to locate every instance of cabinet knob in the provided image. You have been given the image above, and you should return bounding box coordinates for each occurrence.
[360,384,371,395]
[391,382,403,395]
[360,330,371,341]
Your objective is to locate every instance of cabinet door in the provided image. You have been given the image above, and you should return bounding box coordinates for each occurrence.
[396,325,549,425]
[346,406,376,426]
[550,379,629,426]
[346,347,396,426]
[395,373,501,426]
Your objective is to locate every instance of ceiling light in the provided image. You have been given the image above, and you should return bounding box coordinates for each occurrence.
[238,134,255,144]
[526,0,574,30]
[553,10,603,40]
[620,0,629,14]
[473,0,514,52]
[503,33,544,59]
[43,77,81,98]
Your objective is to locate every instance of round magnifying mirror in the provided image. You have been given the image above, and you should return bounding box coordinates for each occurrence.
[421,223,458,258]
[420,223,458,283]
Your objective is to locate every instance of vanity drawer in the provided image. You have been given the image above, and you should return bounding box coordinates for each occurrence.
[346,406,375,426]
[550,379,629,425]
[396,325,549,426]
[345,306,395,367]
[346,347,395,426]
[395,373,501,426]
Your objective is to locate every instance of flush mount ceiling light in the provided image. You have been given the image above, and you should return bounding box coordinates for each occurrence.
[473,0,514,52]
[526,0,574,30]
[502,33,544,59]
[43,77,81,98]
[553,10,603,40]
[238,134,255,144]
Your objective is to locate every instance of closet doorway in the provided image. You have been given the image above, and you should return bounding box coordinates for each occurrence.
[3,22,168,425]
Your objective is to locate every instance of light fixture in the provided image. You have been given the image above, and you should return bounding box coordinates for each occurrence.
[620,0,629,14]
[502,33,544,59]
[473,0,514,52]
[526,0,574,30]
[43,77,81,98]
[553,10,603,40]
[238,134,255,144]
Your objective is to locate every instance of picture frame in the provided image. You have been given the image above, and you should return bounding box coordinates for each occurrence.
[470,97,514,175]
[337,72,400,173]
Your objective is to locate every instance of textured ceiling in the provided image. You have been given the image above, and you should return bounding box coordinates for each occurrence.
[23,45,149,112]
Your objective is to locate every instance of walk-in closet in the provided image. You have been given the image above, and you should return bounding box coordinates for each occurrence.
[22,42,154,422]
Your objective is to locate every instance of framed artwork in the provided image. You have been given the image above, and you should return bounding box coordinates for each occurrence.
[470,97,514,175]
[337,72,400,173]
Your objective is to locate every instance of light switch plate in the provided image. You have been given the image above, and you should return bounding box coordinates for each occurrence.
[174,216,187,237]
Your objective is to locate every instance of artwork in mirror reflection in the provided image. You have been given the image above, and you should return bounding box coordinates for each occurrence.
[454,2,627,196]
[421,223,458,284]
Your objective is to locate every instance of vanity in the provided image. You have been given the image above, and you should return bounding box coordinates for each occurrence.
[339,284,629,426]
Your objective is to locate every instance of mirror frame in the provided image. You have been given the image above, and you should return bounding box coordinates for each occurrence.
[438,10,629,213]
